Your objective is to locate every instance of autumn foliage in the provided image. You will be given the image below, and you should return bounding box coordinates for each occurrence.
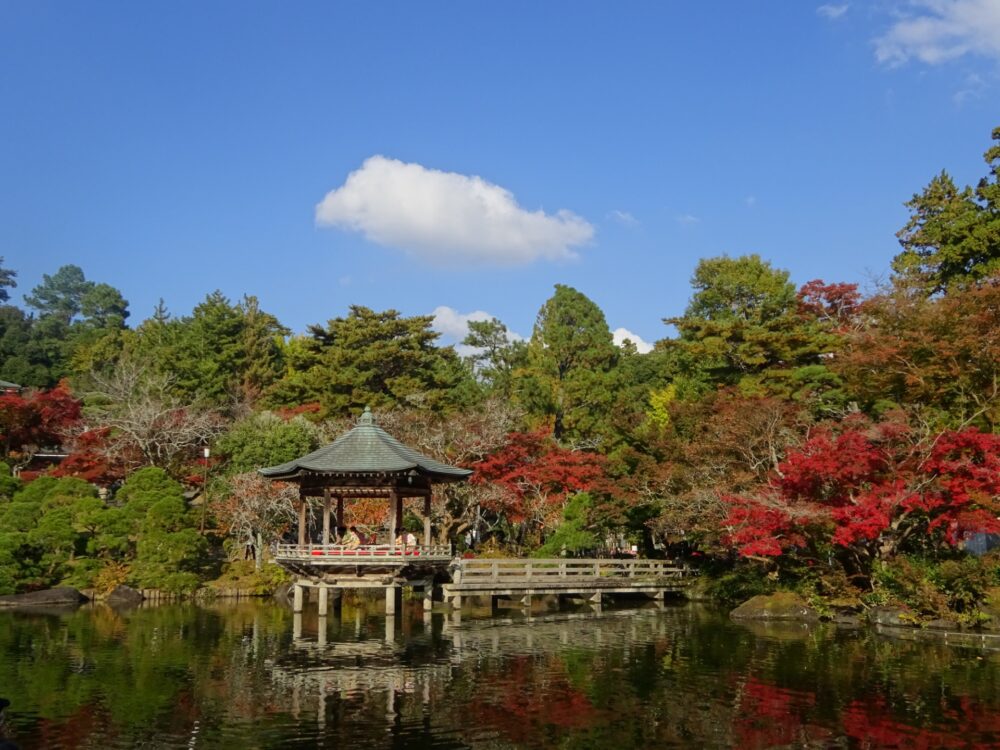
[0,380,81,456]
[722,418,1000,568]
[472,429,607,530]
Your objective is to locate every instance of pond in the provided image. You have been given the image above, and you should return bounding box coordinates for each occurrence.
[1,596,1000,749]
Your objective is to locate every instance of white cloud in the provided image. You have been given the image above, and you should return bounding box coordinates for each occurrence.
[817,4,849,20]
[316,156,594,266]
[745,195,757,208]
[612,327,654,354]
[675,213,701,225]
[431,306,523,356]
[875,1,1000,65]
[608,209,639,227]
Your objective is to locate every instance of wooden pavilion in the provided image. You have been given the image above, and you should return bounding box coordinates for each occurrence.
[259,406,471,614]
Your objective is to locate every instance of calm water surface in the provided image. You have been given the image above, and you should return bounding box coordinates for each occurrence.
[1,597,1000,749]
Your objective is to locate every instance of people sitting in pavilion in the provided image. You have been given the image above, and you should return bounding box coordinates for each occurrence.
[342,526,361,549]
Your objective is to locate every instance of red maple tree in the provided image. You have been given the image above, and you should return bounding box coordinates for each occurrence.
[0,380,82,457]
[472,429,606,532]
[721,417,1000,564]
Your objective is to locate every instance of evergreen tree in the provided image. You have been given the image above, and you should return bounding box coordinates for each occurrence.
[461,317,527,397]
[662,255,845,407]
[0,257,16,304]
[268,306,477,417]
[892,126,1000,294]
[519,285,618,442]
[24,264,92,325]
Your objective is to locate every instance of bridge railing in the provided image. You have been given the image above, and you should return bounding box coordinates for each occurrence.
[274,543,453,561]
[451,558,691,584]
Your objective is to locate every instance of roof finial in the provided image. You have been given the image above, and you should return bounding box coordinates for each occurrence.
[359,406,374,425]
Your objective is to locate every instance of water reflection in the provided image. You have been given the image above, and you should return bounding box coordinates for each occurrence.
[2,596,1000,748]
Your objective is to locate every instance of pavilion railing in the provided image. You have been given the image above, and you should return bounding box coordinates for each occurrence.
[274,543,453,560]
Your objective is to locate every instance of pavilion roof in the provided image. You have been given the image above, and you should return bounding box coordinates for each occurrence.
[258,407,472,484]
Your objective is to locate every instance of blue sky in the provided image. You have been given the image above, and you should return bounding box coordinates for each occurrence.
[2,2,999,351]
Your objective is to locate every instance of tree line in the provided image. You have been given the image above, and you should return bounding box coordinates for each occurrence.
[0,127,998,617]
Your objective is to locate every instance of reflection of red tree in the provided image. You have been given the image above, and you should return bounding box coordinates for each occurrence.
[733,677,827,749]
[36,704,103,749]
[842,696,1000,750]
[465,656,599,743]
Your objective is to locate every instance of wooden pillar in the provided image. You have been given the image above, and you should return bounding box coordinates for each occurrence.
[423,491,432,547]
[293,584,304,613]
[389,490,398,553]
[396,492,404,538]
[322,489,331,546]
[336,495,344,531]
[297,499,307,547]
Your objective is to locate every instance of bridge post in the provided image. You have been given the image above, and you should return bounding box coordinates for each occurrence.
[317,586,329,617]
[293,583,305,613]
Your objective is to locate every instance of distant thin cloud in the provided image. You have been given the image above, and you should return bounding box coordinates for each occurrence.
[316,156,593,266]
[745,195,757,208]
[612,327,654,354]
[675,213,701,225]
[875,0,1000,65]
[954,72,987,103]
[608,209,639,227]
[817,4,849,20]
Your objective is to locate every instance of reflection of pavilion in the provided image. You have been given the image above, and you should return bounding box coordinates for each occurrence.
[260,407,471,614]
[268,607,684,735]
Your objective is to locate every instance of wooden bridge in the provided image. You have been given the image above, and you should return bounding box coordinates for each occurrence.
[275,548,695,616]
[442,557,694,609]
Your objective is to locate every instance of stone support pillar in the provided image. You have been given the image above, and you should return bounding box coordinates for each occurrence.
[318,586,329,617]
[293,584,304,613]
